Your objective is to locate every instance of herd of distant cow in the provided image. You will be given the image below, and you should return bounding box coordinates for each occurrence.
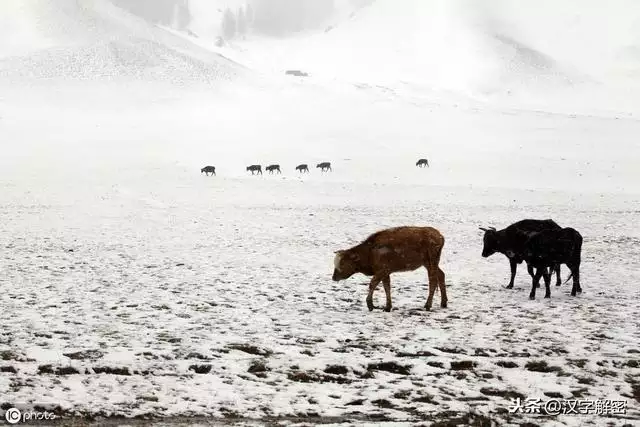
[332,219,583,313]
[200,159,430,177]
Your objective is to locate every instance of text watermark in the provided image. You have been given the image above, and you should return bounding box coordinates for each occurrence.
[4,408,57,424]
[509,397,627,416]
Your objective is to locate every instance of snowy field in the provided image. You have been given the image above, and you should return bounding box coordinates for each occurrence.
[1,81,640,426]
[1,0,640,425]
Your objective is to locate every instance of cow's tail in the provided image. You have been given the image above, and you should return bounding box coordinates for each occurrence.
[563,272,573,285]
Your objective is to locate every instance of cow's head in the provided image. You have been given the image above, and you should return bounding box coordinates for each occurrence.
[332,250,359,281]
[479,226,499,257]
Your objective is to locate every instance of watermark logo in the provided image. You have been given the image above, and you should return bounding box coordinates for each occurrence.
[4,407,57,424]
[4,408,21,425]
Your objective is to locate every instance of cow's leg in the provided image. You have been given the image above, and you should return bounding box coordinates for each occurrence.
[541,266,551,292]
[382,276,392,312]
[528,262,542,288]
[530,268,544,300]
[554,264,561,286]
[568,263,581,296]
[366,275,382,311]
[425,265,439,310]
[437,267,447,308]
[543,267,552,298]
[507,258,517,289]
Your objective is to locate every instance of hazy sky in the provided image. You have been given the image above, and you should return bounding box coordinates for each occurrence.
[108,0,377,36]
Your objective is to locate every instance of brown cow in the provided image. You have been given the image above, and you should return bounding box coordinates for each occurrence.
[332,226,447,312]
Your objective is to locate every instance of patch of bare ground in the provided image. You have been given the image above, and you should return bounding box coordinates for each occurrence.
[524,360,563,373]
[367,361,412,375]
[287,369,352,384]
[226,344,273,357]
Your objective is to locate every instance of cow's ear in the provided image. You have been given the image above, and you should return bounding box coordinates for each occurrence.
[349,252,360,262]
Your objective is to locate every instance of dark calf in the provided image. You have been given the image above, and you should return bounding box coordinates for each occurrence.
[522,227,583,300]
[480,219,563,289]
[266,164,281,174]
[201,166,216,176]
[317,162,332,172]
[246,165,262,175]
[416,158,429,168]
[296,164,309,173]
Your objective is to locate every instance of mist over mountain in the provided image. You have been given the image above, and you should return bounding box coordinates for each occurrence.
[0,0,239,83]
[1,0,639,113]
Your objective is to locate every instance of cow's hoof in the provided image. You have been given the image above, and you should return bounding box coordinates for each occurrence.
[529,295,535,300]
[506,284,514,289]
[544,294,550,299]
[384,306,392,313]
[424,305,432,311]
[441,302,447,308]
[571,292,577,297]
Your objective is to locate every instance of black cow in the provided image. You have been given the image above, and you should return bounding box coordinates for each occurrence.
[296,164,309,173]
[522,227,583,300]
[246,165,262,175]
[266,164,281,174]
[317,162,332,172]
[201,166,216,176]
[480,219,562,289]
[416,158,429,168]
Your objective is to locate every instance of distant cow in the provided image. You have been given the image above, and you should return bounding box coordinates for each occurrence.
[201,165,216,176]
[266,164,281,174]
[317,162,332,172]
[480,219,562,289]
[522,227,583,300]
[246,165,262,175]
[416,158,429,168]
[332,226,447,312]
[296,164,309,173]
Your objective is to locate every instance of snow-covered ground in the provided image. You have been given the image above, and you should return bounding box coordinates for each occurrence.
[1,0,639,426]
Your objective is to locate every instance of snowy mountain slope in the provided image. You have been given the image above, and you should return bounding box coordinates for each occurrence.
[233,0,640,115]
[0,0,241,83]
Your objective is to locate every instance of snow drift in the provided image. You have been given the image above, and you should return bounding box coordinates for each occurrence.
[0,0,241,83]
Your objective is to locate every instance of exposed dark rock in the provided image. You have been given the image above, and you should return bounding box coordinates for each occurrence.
[367,361,411,375]
[63,350,104,361]
[188,364,212,374]
[450,360,476,371]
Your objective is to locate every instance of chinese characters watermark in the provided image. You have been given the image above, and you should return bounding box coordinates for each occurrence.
[509,397,627,416]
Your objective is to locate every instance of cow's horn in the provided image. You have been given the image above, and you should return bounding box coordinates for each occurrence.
[489,226,496,231]
[479,227,488,232]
